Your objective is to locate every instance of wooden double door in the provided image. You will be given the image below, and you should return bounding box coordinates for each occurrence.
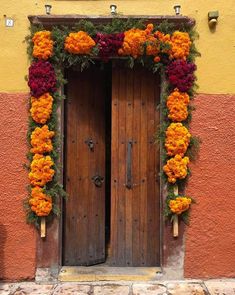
[63,63,160,267]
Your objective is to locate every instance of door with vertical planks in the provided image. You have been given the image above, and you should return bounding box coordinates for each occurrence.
[63,66,106,266]
[110,64,160,266]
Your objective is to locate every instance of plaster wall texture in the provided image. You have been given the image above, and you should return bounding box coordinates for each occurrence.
[0,93,36,280]
[0,0,235,94]
[185,93,235,278]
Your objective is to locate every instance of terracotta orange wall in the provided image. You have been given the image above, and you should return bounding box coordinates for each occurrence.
[0,93,36,281]
[185,93,235,278]
[1,91,235,280]
[1,93,234,280]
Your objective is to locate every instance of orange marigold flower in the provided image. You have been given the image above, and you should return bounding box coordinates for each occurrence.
[29,186,52,216]
[169,196,192,215]
[155,31,171,43]
[64,31,96,54]
[146,34,159,57]
[32,31,53,60]
[167,88,190,107]
[118,24,160,60]
[118,28,147,58]
[145,23,154,35]
[154,31,171,55]
[154,56,161,63]
[30,125,55,154]
[29,154,55,186]
[145,24,160,59]
[168,102,188,122]
[169,31,191,60]
[167,89,190,122]
[163,154,189,183]
[165,123,191,156]
[30,93,53,124]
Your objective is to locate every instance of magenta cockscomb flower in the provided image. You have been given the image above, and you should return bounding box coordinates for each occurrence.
[28,60,57,97]
[95,32,124,61]
[166,60,196,92]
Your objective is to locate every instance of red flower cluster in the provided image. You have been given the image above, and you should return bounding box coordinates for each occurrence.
[28,61,57,98]
[95,32,124,61]
[166,60,196,92]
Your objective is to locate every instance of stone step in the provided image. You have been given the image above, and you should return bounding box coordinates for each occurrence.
[59,266,162,282]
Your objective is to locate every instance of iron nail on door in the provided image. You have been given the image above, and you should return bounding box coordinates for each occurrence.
[85,138,94,151]
[92,175,104,187]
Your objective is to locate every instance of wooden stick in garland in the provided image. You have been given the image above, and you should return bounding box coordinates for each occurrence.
[173,185,179,237]
[40,217,46,238]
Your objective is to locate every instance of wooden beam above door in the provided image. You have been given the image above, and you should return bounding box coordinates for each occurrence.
[28,15,195,28]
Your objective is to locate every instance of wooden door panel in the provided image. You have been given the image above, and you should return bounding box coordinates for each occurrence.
[64,66,106,266]
[132,73,142,265]
[110,69,119,264]
[111,65,160,266]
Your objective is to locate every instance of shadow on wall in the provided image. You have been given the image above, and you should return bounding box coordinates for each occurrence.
[0,224,6,279]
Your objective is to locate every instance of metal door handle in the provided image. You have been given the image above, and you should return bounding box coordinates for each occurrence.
[126,140,133,189]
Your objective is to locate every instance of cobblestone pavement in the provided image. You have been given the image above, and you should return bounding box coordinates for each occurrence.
[1,280,235,295]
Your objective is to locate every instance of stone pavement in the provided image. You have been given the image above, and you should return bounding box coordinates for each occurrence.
[1,280,235,295]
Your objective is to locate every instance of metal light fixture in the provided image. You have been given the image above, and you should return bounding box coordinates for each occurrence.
[45,4,52,15]
[173,4,181,15]
[208,11,219,27]
[110,4,117,15]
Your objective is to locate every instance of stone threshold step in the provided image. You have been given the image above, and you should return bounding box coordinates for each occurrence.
[59,266,162,282]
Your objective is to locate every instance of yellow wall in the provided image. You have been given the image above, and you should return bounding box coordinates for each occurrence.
[0,0,235,94]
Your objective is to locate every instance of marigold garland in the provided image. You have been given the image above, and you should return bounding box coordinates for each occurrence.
[163,155,190,184]
[30,125,55,154]
[29,154,55,187]
[26,21,199,227]
[30,93,53,124]
[64,31,96,54]
[165,123,191,156]
[29,186,52,216]
[169,196,192,215]
[32,30,53,60]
